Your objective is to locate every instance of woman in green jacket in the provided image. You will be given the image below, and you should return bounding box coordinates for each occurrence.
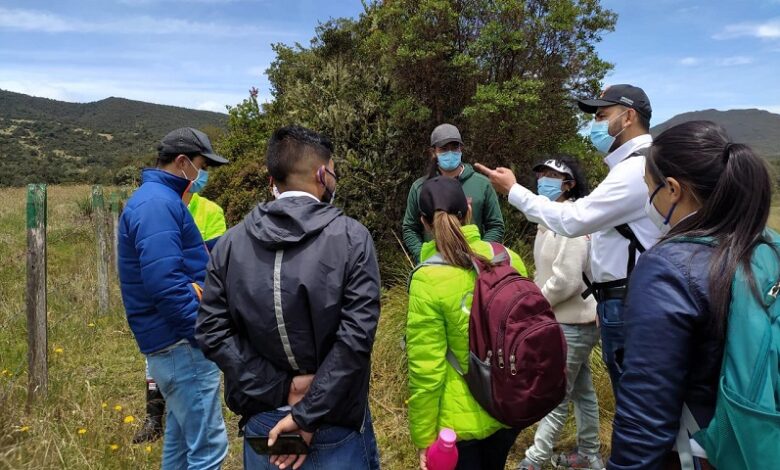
[407,176,527,470]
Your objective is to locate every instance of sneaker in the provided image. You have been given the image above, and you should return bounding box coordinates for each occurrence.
[518,457,544,470]
[553,450,605,470]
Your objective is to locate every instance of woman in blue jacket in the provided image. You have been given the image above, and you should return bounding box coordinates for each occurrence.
[608,120,772,469]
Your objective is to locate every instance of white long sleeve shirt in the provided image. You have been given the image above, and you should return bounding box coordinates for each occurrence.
[509,134,661,283]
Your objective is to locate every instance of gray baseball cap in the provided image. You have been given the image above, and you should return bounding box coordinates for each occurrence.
[430,123,463,148]
[159,127,229,165]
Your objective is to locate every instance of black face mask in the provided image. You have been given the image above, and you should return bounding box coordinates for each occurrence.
[318,167,337,204]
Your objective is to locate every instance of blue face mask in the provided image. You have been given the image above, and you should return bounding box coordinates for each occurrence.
[437,151,462,171]
[588,111,627,154]
[537,177,564,201]
[188,169,209,193]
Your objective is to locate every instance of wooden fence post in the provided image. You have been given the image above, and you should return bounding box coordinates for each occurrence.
[92,185,109,315]
[109,192,122,275]
[26,184,47,407]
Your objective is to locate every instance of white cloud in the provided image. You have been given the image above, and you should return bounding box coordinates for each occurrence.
[676,56,754,67]
[0,68,248,113]
[679,57,701,66]
[120,0,264,4]
[716,18,780,40]
[716,56,753,66]
[0,80,73,101]
[196,101,228,113]
[0,7,298,38]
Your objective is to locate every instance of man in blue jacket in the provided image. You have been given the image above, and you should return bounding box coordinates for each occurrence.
[118,127,229,470]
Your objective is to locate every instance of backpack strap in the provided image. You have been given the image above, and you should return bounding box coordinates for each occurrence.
[488,242,510,265]
[446,349,465,376]
[581,272,593,300]
[665,235,717,246]
[610,146,650,278]
[472,242,510,274]
[675,403,702,470]
[627,146,650,159]
[447,242,510,373]
[407,253,448,292]
[614,223,646,276]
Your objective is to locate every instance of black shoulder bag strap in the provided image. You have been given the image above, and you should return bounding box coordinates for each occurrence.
[615,145,650,276]
[581,146,651,299]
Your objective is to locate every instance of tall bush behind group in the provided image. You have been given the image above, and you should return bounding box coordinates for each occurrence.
[205,0,616,280]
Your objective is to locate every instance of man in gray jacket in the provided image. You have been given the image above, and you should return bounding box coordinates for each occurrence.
[196,125,381,470]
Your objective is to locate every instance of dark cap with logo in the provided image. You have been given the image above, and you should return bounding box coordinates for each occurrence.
[577,84,652,120]
[159,127,229,165]
[419,176,469,221]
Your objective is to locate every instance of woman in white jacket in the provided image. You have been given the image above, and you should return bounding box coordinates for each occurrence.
[519,156,604,470]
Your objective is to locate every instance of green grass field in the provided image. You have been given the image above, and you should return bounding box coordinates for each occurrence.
[8,185,769,469]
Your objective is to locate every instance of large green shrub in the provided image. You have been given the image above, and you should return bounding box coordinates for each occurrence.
[206,0,616,282]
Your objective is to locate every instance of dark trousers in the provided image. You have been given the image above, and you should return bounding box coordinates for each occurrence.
[455,427,522,470]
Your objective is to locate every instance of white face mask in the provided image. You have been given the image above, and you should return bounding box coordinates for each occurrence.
[272,184,281,199]
[645,197,671,235]
[644,183,676,235]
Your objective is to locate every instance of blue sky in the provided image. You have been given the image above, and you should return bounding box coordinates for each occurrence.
[1,0,779,124]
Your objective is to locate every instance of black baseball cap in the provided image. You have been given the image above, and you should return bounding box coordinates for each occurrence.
[577,84,652,120]
[159,127,229,165]
[419,176,469,220]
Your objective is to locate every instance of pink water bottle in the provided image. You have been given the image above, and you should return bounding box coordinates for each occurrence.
[426,428,458,470]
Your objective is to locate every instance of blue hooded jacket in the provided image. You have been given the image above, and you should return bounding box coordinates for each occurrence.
[118,168,208,354]
[609,240,723,469]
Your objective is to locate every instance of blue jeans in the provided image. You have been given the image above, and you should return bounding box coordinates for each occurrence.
[243,407,380,470]
[147,341,228,470]
[525,323,601,464]
[597,299,626,397]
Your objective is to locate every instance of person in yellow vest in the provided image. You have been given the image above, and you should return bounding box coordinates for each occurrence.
[132,168,227,444]
[185,192,227,250]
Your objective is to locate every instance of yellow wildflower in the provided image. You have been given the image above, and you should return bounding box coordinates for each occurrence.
[88,323,96,327]
[19,426,30,432]
[123,415,135,424]
[109,444,119,451]
[77,428,87,435]
[54,347,64,354]
[114,405,122,412]
[145,445,152,453]
[101,402,108,409]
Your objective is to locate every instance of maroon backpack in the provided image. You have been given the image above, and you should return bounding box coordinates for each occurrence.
[440,242,568,428]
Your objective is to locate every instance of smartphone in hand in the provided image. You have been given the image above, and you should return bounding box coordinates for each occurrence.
[246,434,309,455]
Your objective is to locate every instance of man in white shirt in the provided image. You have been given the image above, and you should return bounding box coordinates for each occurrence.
[476,84,661,397]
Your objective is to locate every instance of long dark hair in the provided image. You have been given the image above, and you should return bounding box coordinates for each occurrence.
[647,120,774,337]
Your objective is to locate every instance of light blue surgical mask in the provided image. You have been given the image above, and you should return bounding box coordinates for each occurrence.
[537,177,564,201]
[437,151,462,171]
[589,111,627,154]
[188,169,208,193]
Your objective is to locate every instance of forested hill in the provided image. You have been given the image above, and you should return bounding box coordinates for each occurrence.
[0,89,227,186]
[651,108,780,159]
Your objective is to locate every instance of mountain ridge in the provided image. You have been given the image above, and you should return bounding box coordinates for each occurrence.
[0,89,228,186]
[651,108,780,158]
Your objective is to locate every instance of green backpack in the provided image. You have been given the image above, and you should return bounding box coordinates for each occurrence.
[673,233,780,470]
